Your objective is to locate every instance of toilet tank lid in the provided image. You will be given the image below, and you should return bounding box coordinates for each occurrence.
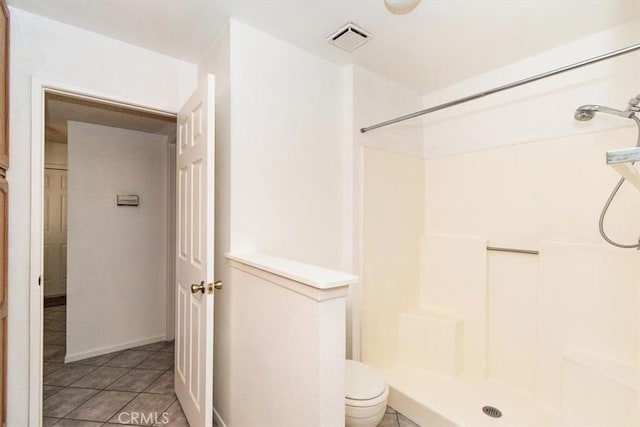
[345,360,387,400]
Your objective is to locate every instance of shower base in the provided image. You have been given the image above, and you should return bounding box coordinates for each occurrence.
[384,366,559,427]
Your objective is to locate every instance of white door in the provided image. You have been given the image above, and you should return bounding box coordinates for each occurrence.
[175,75,216,427]
[43,168,68,298]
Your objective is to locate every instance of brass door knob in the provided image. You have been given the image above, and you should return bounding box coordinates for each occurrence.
[191,281,205,294]
[191,280,222,294]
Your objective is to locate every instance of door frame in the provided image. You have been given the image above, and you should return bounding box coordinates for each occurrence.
[29,76,178,426]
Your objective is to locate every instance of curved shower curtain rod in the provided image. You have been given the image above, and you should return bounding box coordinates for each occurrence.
[360,42,640,134]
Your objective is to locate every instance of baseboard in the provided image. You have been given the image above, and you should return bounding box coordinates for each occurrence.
[64,334,167,363]
[214,407,227,427]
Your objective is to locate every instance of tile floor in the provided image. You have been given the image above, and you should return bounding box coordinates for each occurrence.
[380,406,420,427]
[43,304,189,426]
[44,304,421,427]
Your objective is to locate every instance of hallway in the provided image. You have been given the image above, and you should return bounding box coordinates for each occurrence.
[42,304,189,426]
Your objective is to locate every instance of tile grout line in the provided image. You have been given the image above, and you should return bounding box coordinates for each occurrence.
[53,364,157,423]
[44,361,173,394]
[43,328,175,422]
[59,389,139,425]
[43,307,179,425]
[45,354,174,397]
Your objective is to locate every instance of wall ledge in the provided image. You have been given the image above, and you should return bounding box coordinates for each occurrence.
[226,253,356,301]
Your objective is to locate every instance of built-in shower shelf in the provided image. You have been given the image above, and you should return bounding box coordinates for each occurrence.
[607,147,640,191]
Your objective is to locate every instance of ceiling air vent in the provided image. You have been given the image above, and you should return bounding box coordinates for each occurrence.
[327,22,372,52]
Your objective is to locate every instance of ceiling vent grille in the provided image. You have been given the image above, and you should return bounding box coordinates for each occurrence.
[327,22,372,52]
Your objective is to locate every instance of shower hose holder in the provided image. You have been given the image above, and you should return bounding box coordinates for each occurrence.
[607,147,640,191]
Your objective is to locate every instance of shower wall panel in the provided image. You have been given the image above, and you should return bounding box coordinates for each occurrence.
[487,251,538,394]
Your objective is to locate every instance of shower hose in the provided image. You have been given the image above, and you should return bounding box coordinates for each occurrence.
[599,114,640,249]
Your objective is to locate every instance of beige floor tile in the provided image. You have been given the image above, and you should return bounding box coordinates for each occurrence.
[137,352,173,370]
[105,351,154,368]
[70,366,130,389]
[71,351,123,367]
[109,393,176,426]
[44,319,66,332]
[144,371,174,395]
[44,364,97,387]
[379,412,400,427]
[54,419,104,427]
[66,390,137,422]
[132,342,166,352]
[43,417,60,427]
[43,387,99,418]
[44,362,64,377]
[43,345,66,363]
[44,331,67,346]
[107,369,164,393]
[43,385,64,400]
[398,413,421,426]
[158,341,174,353]
[153,400,188,427]
[44,310,66,321]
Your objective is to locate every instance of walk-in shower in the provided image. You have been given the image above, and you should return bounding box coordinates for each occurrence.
[574,95,640,249]
[357,31,640,424]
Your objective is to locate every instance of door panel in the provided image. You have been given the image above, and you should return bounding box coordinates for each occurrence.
[43,169,68,298]
[175,75,215,427]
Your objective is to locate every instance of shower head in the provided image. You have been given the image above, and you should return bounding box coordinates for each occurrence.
[574,104,627,121]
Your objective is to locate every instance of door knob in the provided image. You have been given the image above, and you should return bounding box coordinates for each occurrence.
[191,280,223,294]
[191,281,205,294]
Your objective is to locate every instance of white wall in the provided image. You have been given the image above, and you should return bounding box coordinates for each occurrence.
[66,122,168,359]
[227,255,349,427]
[198,20,351,425]
[354,65,424,158]
[229,20,348,271]
[8,8,196,423]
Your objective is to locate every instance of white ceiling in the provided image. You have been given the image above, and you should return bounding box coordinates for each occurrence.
[45,93,176,144]
[9,0,640,93]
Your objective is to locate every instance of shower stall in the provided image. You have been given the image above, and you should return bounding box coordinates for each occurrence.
[356,24,640,427]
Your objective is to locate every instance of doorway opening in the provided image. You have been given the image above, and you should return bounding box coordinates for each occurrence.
[41,92,188,426]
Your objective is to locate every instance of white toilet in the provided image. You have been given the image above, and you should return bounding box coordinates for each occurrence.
[345,360,389,427]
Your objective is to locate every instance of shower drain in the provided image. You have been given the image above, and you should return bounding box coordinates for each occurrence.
[482,406,502,418]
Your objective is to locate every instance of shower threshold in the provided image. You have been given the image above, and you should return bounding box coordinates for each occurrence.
[384,366,559,427]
